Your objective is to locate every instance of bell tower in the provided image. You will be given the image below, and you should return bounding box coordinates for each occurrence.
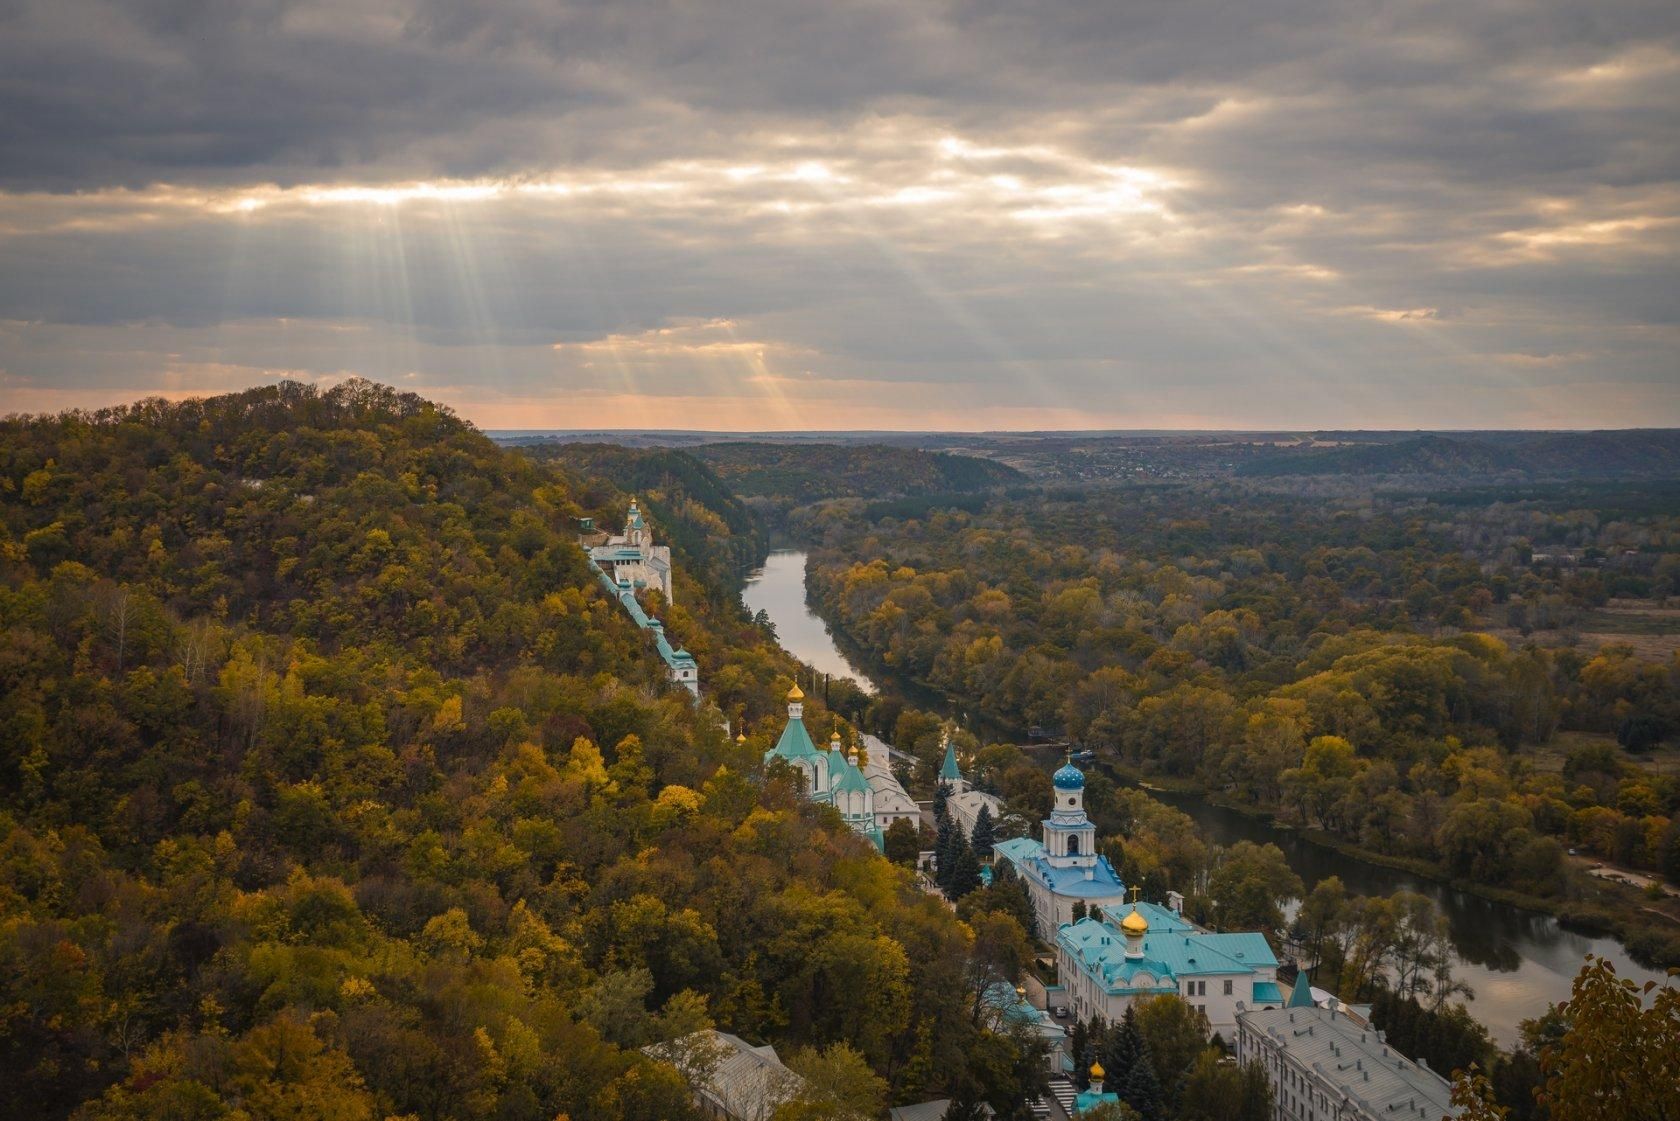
[1043,753,1097,870]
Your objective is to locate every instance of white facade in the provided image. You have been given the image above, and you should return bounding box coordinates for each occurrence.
[1057,907,1284,1038]
[992,758,1129,938]
[947,788,1003,845]
[587,498,674,602]
[862,751,920,831]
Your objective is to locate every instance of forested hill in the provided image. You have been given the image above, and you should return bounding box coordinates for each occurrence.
[0,380,1043,1120]
[692,441,1025,512]
[521,442,769,595]
[1240,430,1680,479]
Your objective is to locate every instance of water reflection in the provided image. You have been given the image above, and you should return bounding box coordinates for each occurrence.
[744,550,1669,1046]
[1144,786,1666,1044]
[742,549,877,693]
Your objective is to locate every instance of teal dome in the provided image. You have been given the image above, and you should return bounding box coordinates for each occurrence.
[1053,761,1085,790]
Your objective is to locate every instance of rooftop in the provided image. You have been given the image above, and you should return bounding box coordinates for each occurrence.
[993,837,1129,899]
[1239,1007,1459,1120]
[1058,911,1279,992]
[644,1031,802,1121]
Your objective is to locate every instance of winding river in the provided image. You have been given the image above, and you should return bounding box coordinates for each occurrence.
[742,549,1670,1045]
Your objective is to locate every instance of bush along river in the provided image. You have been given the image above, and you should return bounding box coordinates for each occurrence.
[741,549,1670,1046]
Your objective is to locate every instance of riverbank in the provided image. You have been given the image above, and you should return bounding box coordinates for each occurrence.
[1097,757,1680,970]
[799,551,1680,968]
[749,548,1677,1043]
[817,575,1680,972]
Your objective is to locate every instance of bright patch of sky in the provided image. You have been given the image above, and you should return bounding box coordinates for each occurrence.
[0,0,1676,428]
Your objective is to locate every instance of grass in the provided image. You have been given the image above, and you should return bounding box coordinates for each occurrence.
[1524,729,1680,778]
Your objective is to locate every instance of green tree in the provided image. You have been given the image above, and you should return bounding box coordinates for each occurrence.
[1132,995,1210,1100]
[971,804,996,859]
[1177,1049,1271,1121]
[884,818,920,866]
[777,1043,888,1121]
[1121,1049,1165,1121]
[1539,956,1680,1121]
[946,832,983,901]
[1205,841,1302,932]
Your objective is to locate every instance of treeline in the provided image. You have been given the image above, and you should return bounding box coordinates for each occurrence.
[0,382,1048,1120]
[795,486,1680,962]
[1240,430,1680,481]
[692,441,1024,522]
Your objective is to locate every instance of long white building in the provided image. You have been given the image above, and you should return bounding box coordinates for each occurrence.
[583,498,674,602]
[1056,902,1285,1038]
[1236,1005,1460,1121]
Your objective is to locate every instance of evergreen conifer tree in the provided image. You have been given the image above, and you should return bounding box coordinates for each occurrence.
[1068,1020,1091,1088]
[946,831,983,900]
[1122,1049,1165,1121]
[934,813,955,888]
[1101,1005,1142,1078]
[971,803,995,858]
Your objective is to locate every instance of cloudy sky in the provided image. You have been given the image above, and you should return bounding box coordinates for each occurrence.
[2,0,1676,429]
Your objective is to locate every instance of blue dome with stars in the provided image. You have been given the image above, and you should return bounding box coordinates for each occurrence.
[1052,760,1085,790]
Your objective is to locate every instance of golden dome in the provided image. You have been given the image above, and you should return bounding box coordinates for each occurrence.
[1090,1060,1105,1080]
[1121,906,1149,935]
[736,733,747,744]
[787,683,805,701]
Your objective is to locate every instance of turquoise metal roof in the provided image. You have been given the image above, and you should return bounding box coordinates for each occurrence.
[1288,969,1314,1007]
[1057,914,1278,995]
[1052,760,1085,790]
[833,752,871,796]
[1252,981,1283,1004]
[993,838,1128,900]
[939,738,962,782]
[1075,1087,1119,1114]
[766,713,822,762]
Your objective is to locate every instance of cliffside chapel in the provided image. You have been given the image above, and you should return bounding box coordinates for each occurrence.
[579,500,696,697]
[582,498,674,602]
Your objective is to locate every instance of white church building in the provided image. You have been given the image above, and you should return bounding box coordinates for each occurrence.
[762,684,885,850]
[992,756,1129,935]
[583,498,674,602]
[579,500,696,697]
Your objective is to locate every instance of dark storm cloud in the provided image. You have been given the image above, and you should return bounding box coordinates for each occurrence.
[0,0,1676,426]
[3,0,1673,190]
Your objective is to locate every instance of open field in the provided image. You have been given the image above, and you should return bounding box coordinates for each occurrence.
[1525,729,1680,778]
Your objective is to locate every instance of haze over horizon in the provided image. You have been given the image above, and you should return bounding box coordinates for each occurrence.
[2,0,1677,429]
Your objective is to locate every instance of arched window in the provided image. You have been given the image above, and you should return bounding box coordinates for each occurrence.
[1067,835,1080,855]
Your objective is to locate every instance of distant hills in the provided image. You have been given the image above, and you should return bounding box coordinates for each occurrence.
[689,441,1026,506]
[1240,430,1680,480]
[494,428,1680,487]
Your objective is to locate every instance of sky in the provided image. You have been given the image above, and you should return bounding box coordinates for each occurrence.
[1,0,1677,430]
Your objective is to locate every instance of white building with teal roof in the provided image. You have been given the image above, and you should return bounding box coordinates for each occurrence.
[1058,899,1286,1038]
[585,498,674,602]
[940,732,1004,847]
[763,685,883,850]
[992,756,1129,935]
[580,501,695,697]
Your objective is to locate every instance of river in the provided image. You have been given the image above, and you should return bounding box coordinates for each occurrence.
[743,549,878,694]
[741,549,1669,1046]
